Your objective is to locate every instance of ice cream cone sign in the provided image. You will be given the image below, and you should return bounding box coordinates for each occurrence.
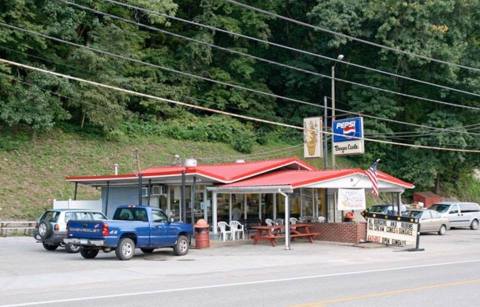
[303,117,323,158]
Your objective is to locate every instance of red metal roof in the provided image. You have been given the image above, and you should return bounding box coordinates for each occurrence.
[66,157,314,184]
[220,169,414,189]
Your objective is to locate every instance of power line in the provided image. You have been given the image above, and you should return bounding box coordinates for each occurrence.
[2,56,480,153]
[60,1,480,111]
[225,0,480,73]
[5,23,476,139]
[101,0,480,99]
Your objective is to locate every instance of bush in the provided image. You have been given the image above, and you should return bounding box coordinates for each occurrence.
[159,115,256,153]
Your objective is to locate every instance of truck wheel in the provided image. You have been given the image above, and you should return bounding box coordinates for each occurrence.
[65,243,81,253]
[470,219,479,230]
[80,247,99,259]
[174,235,189,256]
[141,248,154,254]
[38,222,53,240]
[116,238,135,260]
[42,243,59,251]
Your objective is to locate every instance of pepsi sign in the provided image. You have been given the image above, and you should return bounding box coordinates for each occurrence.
[333,117,363,143]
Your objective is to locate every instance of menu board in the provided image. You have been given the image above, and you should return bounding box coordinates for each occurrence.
[366,213,419,247]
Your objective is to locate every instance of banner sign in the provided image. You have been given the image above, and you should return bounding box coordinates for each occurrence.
[366,213,419,247]
[337,188,366,211]
[332,117,364,156]
[303,117,323,158]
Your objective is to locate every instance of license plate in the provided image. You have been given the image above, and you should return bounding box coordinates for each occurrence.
[80,239,88,245]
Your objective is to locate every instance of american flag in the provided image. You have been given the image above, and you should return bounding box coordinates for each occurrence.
[366,159,380,197]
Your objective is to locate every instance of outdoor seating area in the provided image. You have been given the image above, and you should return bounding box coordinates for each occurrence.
[251,223,318,247]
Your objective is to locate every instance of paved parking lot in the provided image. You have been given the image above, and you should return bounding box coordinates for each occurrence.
[1,229,479,306]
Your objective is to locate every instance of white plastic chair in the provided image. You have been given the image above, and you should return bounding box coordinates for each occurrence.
[274,218,284,226]
[229,220,245,240]
[265,218,274,226]
[217,221,233,241]
[289,217,298,225]
[318,216,326,223]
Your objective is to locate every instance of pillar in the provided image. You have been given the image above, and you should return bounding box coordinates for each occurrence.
[212,191,218,235]
[259,193,262,221]
[229,194,233,223]
[273,193,277,220]
[167,186,171,213]
[284,193,290,250]
[300,188,304,218]
[203,188,208,222]
[244,194,248,220]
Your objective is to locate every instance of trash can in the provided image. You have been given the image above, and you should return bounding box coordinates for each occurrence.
[194,219,210,249]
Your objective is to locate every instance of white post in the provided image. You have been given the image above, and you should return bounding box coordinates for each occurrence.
[278,190,290,250]
[212,191,218,235]
[258,193,263,221]
[312,189,317,219]
[68,198,71,209]
[203,187,208,222]
[229,194,233,223]
[273,193,277,220]
[244,194,248,220]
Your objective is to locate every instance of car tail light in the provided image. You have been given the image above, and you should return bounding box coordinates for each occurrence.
[54,224,60,231]
[102,224,110,236]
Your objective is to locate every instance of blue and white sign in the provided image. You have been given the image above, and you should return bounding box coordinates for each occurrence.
[333,117,364,155]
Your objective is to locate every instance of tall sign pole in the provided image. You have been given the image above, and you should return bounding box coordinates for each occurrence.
[323,96,329,170]
[331,65,336,170]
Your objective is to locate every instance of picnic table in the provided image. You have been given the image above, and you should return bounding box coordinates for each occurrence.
[250,224,318,247]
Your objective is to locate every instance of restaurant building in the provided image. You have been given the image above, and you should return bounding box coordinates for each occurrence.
[63,157,414,243]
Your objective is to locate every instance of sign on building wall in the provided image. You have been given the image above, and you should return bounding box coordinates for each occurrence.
[332,117,364,156]
[366,213,419,247]
[337,188,366,211]
[303,117,323,158]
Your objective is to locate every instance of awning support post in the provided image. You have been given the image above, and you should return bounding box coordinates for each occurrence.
[73,182,78,200]
[203,187,208,223]
[259,193,262,221]
[191,176,196,224]
[181,171,186,222]
[138,174,143,206]
[105,181,110,217]
[229,194,233,223]
[147,179,152,206]
[212,191,218,235]
[278,190,291,250]
[273,193,277,220]
[244,194,248,220]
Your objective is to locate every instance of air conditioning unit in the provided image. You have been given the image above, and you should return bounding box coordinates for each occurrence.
[151,185,167,196]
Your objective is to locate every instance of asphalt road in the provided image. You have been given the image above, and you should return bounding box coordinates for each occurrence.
[1,230,480,307]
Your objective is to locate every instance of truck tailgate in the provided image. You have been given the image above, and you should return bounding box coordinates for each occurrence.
[67,220,105,239]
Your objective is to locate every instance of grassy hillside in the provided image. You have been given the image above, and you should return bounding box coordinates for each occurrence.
[1,129,338,220]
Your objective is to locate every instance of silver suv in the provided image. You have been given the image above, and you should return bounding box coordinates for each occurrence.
[430,202,480,230]
[33,209,107,253]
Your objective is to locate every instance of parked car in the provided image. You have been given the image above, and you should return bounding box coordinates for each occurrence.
[33,209,107,253]
[65,205,194,260]
[367,204,408,215]
[429,202,480,230]
[402,209,449,235]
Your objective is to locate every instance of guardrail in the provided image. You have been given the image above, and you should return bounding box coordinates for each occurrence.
[0,221,36,237]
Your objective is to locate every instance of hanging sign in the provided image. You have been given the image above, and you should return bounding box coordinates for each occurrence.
[332,117,364,155]
[337,188,366,211]
[366,213,419,247]
[303,117,323,158]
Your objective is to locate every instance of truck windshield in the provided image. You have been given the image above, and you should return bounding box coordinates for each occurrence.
[430,204,450,213]
[113,208,148,222]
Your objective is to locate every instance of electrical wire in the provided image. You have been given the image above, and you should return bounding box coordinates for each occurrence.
[2,56,480,153]
[225,0,480,73]
[4,23,476,139]
[100,0,480,99]
[60,1,480,111]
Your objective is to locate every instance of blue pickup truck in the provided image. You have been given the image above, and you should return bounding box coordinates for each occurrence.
[65,206,193,260]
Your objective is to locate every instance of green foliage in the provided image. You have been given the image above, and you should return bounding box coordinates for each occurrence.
[1,0,480,196]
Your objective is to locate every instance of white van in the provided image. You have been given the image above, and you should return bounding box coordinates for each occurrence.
[430,202,480,230]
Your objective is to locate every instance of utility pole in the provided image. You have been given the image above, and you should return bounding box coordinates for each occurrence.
[134,149,143,206]
[331,54,345,170]
[323,96,329,170]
